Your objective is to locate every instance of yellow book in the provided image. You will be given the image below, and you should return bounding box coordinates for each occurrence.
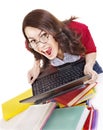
[76,101,87,106]
[1,88,34,120]
[76,87,96,104]
[57,102,66,108]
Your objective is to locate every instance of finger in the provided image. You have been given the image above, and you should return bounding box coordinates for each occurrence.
[30,76,36,84]
[28,76,33,84]
[93,74,98,80]
[85,78,96,84]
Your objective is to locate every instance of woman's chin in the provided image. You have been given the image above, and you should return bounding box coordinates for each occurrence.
[45,54,56,60]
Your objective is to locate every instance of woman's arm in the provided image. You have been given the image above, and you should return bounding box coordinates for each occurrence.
[85,52,96,69]
[84,52,98,84]
[27,60,41,84]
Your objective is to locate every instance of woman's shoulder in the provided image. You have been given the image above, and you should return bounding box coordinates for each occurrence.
[66,20,88,33]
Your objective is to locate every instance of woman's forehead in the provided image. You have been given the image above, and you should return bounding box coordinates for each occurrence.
[25,27,42,38]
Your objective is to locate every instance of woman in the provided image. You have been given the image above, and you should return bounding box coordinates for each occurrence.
[22,9,102,84]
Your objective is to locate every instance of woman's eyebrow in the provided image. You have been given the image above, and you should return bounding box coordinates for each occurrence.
[39,30,45,36]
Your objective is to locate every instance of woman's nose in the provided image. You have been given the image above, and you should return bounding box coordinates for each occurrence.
[37,42,47,48]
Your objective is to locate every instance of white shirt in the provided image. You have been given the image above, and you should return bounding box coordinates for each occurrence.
[50,53,80,66]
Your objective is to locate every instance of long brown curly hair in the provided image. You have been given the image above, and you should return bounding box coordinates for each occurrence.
[22,9,86,68]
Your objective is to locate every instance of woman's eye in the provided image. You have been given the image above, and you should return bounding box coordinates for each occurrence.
[41,33,48,38]
[30,39,36,44]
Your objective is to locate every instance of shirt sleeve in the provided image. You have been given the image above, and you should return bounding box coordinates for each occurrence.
[67,21,97,54]
[80,25,96,54]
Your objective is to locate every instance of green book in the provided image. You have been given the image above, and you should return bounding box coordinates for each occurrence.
[43,105,89,130]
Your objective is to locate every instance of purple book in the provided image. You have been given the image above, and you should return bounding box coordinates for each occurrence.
[91,109,98,130]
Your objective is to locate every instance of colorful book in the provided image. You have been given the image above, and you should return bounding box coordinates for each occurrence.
[58,100,88,108]
[1,88,33,120]
[91,109,98,130]
[0,102,56,130]
[57,89,95,108]
[43,105,90,130]
[83,107,94,130]
[76,100,88,106]
[76,87,96,104]
[54,83,96,107]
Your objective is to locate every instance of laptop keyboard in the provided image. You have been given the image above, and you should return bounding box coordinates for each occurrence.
[32,58,87,95]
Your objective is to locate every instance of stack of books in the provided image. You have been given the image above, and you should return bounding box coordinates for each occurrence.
[42,104,98,130]
[41,82,98,130]
[0,82,98,130]
[0,102,98,130]
[53,82,98,130]
[54,83,96,107]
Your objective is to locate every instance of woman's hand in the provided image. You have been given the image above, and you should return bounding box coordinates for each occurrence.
[84,64,98,84]
[84,52,98,84]
[27,60,41,84]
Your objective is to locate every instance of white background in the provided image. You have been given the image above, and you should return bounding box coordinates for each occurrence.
[0,0,103,129]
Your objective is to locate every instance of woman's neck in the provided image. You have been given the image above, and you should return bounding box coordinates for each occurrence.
[57,48,64,60]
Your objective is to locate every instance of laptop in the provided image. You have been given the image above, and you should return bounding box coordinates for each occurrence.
[20,58,91,104]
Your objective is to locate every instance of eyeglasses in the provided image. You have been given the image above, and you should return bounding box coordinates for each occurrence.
[29,32,49,49]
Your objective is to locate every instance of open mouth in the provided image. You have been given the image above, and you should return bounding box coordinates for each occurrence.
[42,47,52,56]
[45,47,52,55]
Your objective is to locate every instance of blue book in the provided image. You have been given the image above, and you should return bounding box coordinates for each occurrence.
[43,105,90,130]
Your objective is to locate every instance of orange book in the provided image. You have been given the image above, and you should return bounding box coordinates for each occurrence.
[54,83,97,107]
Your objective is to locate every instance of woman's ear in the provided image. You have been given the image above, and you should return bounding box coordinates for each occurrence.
[25,40,30,51]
